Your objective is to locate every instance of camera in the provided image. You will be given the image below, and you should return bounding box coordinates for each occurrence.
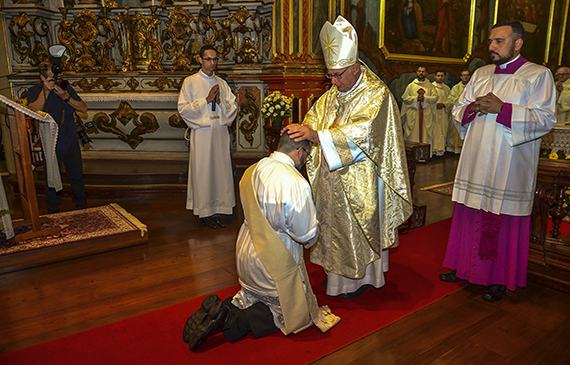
[48,45,69,90]
[74,115,96,146]
[51,64,69,90]
[76,123,92,146]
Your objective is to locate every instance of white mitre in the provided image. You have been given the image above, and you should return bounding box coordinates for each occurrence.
[319,15,358,69]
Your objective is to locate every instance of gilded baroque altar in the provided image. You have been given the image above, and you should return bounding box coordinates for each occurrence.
[2,0,276,163]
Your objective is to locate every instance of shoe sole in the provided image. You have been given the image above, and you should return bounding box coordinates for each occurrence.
[183,294,221,342]
[183,294,228,351]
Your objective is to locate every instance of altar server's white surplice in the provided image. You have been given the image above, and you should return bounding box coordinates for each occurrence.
[178,70,238,218]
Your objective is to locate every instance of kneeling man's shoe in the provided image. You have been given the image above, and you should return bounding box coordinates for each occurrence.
[439,270,463,282]
[482,284,506,302]
[183,294,229,351]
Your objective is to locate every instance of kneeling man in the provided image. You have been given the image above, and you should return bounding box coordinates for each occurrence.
[183,133,340,351]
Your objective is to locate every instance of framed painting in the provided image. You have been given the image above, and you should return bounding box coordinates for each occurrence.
[494,0,569,65]
[379,0,476,64]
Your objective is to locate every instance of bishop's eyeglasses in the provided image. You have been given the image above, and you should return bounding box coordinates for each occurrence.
[325,67,350,80]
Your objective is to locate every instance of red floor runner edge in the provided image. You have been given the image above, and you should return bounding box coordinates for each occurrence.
[1,218,465,365]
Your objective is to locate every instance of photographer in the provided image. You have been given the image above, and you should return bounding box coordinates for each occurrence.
[27,60,88,213]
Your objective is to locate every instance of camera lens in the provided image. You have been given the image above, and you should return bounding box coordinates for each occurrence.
[59,79,69,89]
[76,124,92,146]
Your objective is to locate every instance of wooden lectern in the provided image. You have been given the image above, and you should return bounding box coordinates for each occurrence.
[3,99,59,242]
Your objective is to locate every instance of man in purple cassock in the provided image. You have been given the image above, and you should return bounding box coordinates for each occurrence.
[439,20,556,302]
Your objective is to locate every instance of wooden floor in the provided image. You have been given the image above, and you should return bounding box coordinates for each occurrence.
[1,154,569,363]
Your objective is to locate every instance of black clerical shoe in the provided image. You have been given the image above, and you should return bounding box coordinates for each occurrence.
[183,294,230,351]
[482,284,506,302]
[439,270,463,282]
[201,217,219,229]
[212,215,226,228]
[338,284,373,299]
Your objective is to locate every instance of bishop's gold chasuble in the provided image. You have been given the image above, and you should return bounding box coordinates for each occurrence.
[304,65,413,279]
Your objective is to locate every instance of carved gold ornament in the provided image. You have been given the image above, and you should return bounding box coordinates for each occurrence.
[72,78,120,91]
[163,6,197,72]
[238,88,260,146]
[93,101,160,149]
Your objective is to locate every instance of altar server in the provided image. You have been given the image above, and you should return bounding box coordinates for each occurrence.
[178,44,238,229]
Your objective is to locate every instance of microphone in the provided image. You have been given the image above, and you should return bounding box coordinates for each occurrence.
[212,99,216,111]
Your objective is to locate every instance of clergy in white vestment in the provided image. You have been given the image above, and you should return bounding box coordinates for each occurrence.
[431,69,451,157]
[401,65,439,155]
[182,133,339,352]
[178,44,238,229]
[284,16,413,299]
[554,66,570,125]
[445,70,470,153]
[440,20,556,302]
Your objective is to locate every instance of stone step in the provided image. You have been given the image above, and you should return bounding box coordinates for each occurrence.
[8,155,258,200]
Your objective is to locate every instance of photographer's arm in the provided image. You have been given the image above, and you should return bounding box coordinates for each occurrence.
[28,75,54,112]
[28,88,48,112]
[53,85,88,114]
[66,97,87,114]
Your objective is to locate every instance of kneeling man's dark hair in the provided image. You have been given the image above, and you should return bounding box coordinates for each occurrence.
[277,131,311,154]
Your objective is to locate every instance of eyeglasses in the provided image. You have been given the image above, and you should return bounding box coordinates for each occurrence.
[202,57,219,63]
[300,147,311,156]
[555,73,569,78]
[325,67,350,80]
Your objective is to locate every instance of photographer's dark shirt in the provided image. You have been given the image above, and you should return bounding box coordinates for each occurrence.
[27,84,82,151]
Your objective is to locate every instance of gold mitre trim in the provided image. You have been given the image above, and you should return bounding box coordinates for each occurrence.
[319,15,358,69]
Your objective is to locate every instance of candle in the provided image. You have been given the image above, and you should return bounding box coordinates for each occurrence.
[61,0,65,8]
[101,0,104,7]
[207,0,210,4]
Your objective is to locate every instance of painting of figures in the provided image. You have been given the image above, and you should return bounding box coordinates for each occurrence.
[382,0,474,62]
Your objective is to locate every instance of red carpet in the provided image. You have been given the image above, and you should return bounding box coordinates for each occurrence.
[1,218,465,365]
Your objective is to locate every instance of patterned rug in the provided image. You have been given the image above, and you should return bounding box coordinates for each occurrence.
[421,181,454,196]
[0,203,147,257]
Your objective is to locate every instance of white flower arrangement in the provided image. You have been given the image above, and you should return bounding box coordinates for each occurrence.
[261,91,293,120]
